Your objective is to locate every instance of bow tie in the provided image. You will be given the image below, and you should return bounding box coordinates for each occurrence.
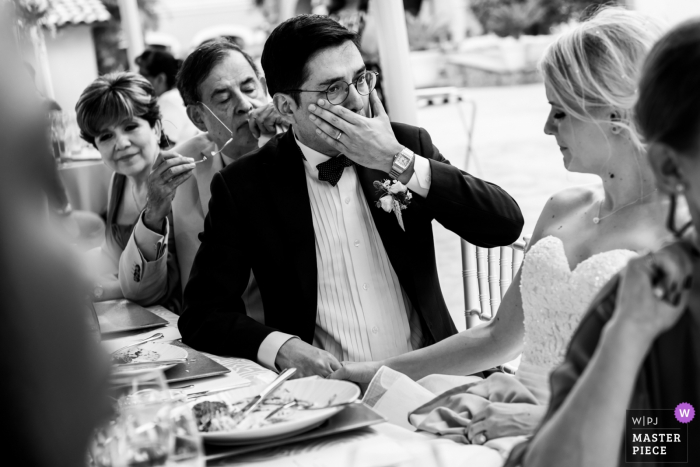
[316,155,354,187]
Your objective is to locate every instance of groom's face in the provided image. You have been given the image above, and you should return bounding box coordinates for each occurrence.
[290,41,369,155]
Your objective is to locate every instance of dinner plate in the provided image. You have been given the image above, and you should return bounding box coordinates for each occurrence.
[112,343,188,376]
[196,378,361,445]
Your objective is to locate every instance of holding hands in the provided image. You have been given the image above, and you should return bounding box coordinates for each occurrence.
[143,152,196,232]
[308,91,404,174]
[328,360,382,384]
[275,338,342,379]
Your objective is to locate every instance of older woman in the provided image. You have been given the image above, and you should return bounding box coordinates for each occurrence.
[510,18,700,467]
[76,72,195,312]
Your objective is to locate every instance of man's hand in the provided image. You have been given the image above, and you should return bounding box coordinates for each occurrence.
[248,102,288,139]
[467,402,546,443]
[143,152,196,232]
[275,338,342,378]
[307,91,404,173]
[328,360,382,384]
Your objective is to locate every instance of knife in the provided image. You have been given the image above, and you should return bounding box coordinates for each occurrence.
[236,367,297,424]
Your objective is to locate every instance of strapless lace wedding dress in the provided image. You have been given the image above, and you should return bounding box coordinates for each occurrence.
[516,236,636,404]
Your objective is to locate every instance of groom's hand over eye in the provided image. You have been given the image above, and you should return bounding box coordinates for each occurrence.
[307,91,404,174]
[275,338,341,379]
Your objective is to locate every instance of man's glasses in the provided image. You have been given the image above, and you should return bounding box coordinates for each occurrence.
[286,71,379,105]
[198,101,233,157]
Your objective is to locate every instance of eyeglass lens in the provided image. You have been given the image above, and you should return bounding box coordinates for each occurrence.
[327,72,377,105]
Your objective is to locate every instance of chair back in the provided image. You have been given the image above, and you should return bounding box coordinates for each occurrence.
[462,238,527,329]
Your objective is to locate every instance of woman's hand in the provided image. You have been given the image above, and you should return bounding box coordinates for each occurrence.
[613,241,696,342]
[143,152,196,232]
[328,360,383,384]
[468,402,547,443]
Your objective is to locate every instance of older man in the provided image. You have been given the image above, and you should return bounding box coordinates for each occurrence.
[119,40,282,317]
[179,16,523,377]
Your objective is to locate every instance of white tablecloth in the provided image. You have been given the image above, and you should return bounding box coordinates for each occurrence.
[103,307,504,467]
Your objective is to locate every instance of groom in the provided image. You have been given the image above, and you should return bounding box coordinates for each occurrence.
[179,15,524,377]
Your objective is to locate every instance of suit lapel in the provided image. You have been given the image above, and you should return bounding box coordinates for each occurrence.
[194,144,223,217]
[266,130,317,303]
[356,165,419,307]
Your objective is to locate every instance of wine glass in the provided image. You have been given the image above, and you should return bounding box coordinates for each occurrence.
[89,368,171,467]
[167,400,204,467]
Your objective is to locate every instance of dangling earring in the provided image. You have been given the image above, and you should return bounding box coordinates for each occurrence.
[666,193,693,239]
[676,183,685,193]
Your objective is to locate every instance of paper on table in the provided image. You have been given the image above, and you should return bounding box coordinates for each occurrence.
[364,367,436,431]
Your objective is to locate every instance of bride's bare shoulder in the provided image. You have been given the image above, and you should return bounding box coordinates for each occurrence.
[543,184,599,216]
[529,185,600,243]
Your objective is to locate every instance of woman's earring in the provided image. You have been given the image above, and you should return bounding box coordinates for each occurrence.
[676,183,685,193]
[611,125,621,135]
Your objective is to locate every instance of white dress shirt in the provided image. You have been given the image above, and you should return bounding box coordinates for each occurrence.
[257,136,433,368]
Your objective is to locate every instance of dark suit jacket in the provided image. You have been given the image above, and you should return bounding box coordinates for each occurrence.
[179,123,524,361]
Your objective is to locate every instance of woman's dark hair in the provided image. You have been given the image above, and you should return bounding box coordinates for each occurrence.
[636,18,700,154]
[261,14,358,104]
[177,39,259,106]
[75,72,165,148]
[135,49,182,90]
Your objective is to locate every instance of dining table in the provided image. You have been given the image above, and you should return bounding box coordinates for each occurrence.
[102,306,505,467]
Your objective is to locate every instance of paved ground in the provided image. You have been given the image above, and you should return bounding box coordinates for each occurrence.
[416,83,597,330]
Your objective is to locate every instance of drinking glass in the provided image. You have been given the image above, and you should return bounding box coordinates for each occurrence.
[89,369,171,467]
[167,401,204,467]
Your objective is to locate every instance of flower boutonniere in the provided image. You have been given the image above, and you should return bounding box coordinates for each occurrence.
[374,179,412,231]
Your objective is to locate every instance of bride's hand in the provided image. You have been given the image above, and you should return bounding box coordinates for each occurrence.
[613,241,696,341]
[328,360,382,384]
[468,402,547,443]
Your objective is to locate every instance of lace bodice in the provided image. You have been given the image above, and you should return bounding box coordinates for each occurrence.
[517,236,636,402]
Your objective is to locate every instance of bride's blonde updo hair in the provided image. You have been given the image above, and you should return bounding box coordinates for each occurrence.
[540,7,664,150]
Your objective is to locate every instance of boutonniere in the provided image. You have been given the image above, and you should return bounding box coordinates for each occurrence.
[374,179,412,231]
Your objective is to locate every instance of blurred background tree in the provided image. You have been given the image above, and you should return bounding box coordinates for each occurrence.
[93,0,161,74]
[471,0,617,37]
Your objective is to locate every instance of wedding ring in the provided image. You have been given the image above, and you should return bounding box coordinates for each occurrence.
[335,131,342,141]
[473,432,488,445]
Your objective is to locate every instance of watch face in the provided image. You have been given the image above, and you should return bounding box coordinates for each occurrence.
[397,154,411,167]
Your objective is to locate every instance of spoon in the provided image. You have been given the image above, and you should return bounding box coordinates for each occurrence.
[110,332,164,357]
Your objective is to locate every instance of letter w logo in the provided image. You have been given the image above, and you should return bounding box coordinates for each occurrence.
[680,409,691,417]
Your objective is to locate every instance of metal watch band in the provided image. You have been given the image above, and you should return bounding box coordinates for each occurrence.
[390,147,415,179]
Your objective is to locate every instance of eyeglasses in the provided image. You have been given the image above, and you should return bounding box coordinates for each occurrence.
[197,101,233,156]
[285,71,379,105]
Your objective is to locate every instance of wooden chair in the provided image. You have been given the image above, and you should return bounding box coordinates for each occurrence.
[462,238,527,329]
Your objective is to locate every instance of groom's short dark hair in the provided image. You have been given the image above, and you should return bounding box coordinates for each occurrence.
[261,15,358,104]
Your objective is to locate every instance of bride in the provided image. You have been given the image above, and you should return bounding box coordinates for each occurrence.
[332,7,675,443]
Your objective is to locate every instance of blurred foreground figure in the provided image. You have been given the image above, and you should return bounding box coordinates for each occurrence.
[0,7,109,467]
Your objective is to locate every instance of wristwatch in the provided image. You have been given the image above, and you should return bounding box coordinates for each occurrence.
[389,147,415,180]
